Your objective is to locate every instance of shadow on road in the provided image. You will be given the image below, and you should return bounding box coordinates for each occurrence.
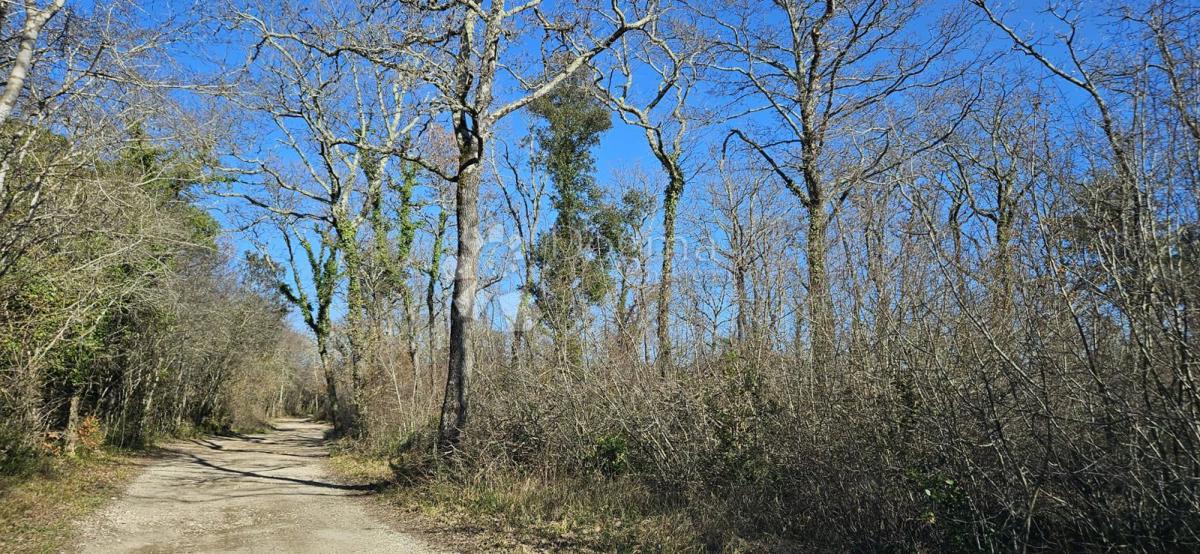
[186,438,329,459]
[179,453,384,492]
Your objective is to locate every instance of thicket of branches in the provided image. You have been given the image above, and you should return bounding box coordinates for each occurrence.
[2,0,1199,550]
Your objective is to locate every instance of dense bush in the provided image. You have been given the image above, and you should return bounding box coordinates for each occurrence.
[0,128,310,471]
[368,321,1198,551]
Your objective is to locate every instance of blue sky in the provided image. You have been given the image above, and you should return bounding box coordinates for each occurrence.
[85,0,1135,336]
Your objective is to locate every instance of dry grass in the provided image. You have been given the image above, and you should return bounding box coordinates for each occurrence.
[328,451,707,552]
[0,451,139,553]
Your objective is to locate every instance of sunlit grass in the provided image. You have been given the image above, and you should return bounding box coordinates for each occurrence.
[0,450,139,553]
[328,450,712,552]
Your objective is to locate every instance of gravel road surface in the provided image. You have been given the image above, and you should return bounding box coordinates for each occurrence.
[74,418,443,553]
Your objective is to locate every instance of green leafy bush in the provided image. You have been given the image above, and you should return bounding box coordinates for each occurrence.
[587,433,631,477]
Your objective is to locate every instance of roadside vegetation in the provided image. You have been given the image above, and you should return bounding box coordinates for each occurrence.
[0,2,317,545]
[0,419,137,553]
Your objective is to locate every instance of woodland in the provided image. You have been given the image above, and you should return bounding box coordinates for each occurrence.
[1,0,1199,550]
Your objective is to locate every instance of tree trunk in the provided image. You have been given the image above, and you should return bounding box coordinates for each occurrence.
[0,0,64,125]
[64,393,80,457]
[735,263,749,344]
[438,144,481,454]
[316,333,340,434]
[656,176,683,375]
[994,195,1015,318]
[276,377,285,418]
[339,225,367,437]
[512,287,530,367]
[139,363,161,443]
[511,248,533,367]
[397,288,421,414]
[807,208,834,381]
[427,207,447,412]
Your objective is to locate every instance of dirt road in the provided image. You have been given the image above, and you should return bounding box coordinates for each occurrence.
[74,419,443,553]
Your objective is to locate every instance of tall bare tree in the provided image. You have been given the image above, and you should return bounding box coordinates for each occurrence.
[493,138,548,364]
[597,10,708,373]
[707,0,970,379]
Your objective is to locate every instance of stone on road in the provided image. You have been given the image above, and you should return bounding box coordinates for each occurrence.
[74,419,441,553]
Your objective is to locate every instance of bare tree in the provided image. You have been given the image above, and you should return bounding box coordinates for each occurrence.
[701,162,798,350]
[937,79,1048,317]
[0,0,180,279]
[596,10,709,373]
[273,220,342,428]
[706,0,971,379]
[492,138,549,365]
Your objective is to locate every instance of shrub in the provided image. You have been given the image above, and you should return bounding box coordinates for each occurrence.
[0,423,42,476]
[587,433,631,477]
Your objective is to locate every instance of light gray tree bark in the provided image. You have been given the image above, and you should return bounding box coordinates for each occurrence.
[0,0,65,125]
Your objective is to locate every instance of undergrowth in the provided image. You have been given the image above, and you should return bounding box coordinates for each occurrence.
[328,448,708,552]
[0,448,139,553]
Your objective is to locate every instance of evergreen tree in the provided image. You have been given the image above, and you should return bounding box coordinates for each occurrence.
[529,70,614,363]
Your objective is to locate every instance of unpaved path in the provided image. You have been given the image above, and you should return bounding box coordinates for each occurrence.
[74,419,444,553]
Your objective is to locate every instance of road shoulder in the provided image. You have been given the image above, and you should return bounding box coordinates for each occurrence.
[0,450,143,553]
